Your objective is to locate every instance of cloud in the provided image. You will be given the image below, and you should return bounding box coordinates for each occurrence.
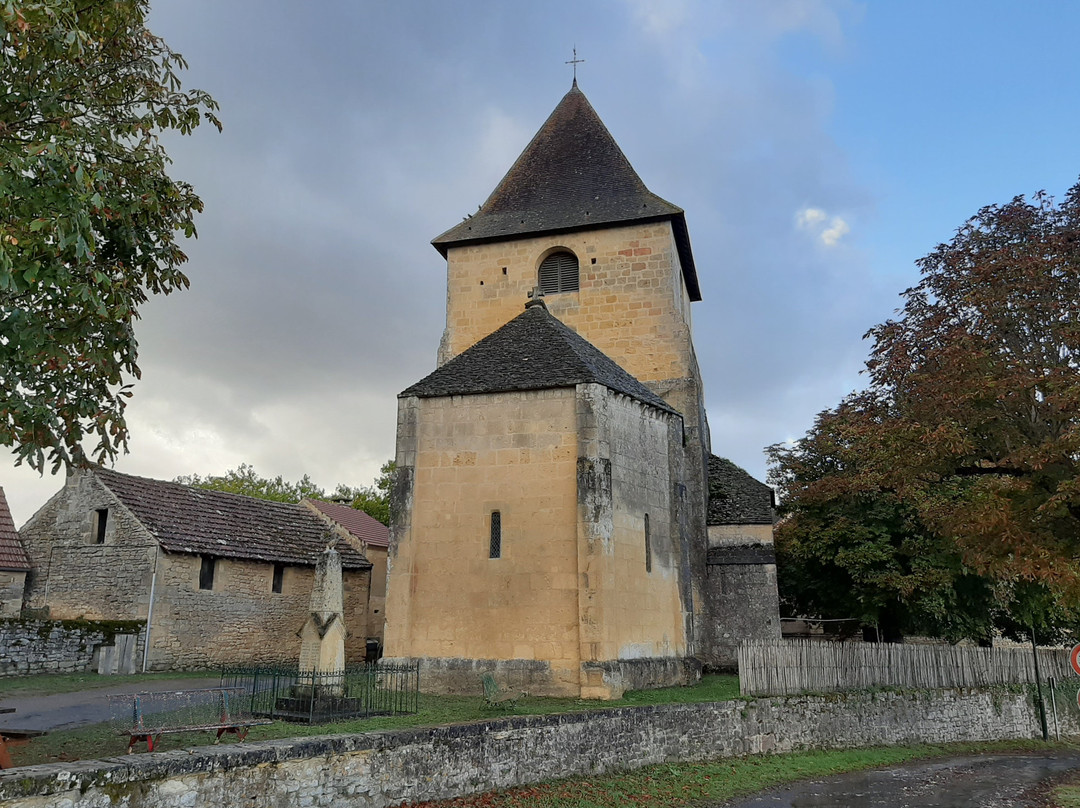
[796,206,851,247]
[796,207,828,228]
[821,217,851,246]
[2,0,882,524]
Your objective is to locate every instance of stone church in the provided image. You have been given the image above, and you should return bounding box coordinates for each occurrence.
[383,82,779,699]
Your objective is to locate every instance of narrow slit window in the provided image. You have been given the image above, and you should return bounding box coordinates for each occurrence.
[537,251,579,294]
[199,556,216,591]
[644,513,652,573]
[489,511,502,559]
[93,508,108,544]
[272,563,285,594]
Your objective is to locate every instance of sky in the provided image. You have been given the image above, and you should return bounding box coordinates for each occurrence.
[6,0,1080,525]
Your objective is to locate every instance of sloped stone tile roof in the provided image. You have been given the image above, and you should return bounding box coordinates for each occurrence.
[0,487,30,571]
[432,84,701,302]
[400,301,677,416]
[305,499,389,548]
[94,468,371,569]
[707,455,775,526]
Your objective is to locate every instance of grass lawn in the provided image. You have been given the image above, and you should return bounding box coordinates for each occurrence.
[8,674,740,767]
[412,740,1077,808]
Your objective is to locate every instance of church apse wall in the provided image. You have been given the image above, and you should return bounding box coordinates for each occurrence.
[575,384,692,699]
[383,389,584,696]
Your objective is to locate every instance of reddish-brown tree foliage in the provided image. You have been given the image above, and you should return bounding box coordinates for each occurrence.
[772,179,1080,632]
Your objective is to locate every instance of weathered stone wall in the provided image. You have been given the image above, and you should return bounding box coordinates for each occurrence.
[0,617,144,677]
[703,523,781,670]
[147,554,371,670]
[20,474,158,621]
[0,687,1067,807]
[575,384,691,698]
[364,545,387,645]
[0,572,25,617]
[703,564,781,671]
[384,389,583,696]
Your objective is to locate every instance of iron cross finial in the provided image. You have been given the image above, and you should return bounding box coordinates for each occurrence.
[566,46,585,86]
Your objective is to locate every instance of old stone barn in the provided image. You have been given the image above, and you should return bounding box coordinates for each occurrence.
[19,468,381,670]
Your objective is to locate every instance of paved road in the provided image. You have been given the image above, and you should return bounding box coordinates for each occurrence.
[0,677,220,732]
[718,752,1080,808]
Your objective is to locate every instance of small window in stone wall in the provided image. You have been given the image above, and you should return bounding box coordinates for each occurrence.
[644,513,652,573]
[489,511,502,559]
[272,563,284,594]
[199,556,216,591]
[93,508,108,544]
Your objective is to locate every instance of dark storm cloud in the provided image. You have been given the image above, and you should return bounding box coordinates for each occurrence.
[5,0,879,521]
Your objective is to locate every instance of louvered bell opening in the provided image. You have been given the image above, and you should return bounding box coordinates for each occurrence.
[538,252,579,294]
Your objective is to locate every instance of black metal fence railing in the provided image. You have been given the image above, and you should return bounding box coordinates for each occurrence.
[219,662,420,724]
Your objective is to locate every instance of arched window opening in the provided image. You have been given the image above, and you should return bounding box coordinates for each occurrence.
[538,251,579,294]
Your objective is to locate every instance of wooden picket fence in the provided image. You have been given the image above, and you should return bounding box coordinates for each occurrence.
[738,638,1073,697]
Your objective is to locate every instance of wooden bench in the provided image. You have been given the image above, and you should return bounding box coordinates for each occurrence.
[110,687,271,753]
[481,673,524,709]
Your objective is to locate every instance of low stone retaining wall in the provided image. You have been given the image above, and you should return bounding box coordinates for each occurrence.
[0,618,145,677]
[0,687,1070,807]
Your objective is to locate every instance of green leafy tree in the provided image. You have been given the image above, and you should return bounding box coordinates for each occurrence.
[1,1,220,472]
[177,464,324,504]
[332,460,395,525]
[769,405,999,643]
[771,179,1080,637]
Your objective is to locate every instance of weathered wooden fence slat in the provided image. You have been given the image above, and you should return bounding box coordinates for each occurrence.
[737,639,1072,696]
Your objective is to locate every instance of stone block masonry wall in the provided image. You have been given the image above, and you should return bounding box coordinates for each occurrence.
[19,476,158,621]
[0,572,25,617]
[147,555,371,671]
[0,687,1070,807]
[0,618,144,677]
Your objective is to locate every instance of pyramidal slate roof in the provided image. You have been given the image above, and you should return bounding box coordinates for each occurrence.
[432,84,701,301]
[0,486,30,572]
[707,455,776,526]
[401,300,677,416]
[93,468,371,569]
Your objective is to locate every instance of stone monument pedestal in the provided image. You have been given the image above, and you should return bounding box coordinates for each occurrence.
[274,545,368,721]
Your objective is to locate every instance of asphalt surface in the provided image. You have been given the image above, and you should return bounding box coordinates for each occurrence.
[0,677,220,732]
[718,752,1080,808]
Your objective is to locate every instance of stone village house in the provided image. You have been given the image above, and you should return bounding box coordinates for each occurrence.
[0,487,30,617]
[18,468,385,670]
[383,82,781,699]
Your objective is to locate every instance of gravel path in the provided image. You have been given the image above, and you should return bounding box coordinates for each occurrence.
[0,677,220,732]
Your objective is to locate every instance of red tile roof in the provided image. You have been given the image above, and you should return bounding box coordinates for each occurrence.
[0,487,30,571]
[94,468,371,569]
[305,499,389,548]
